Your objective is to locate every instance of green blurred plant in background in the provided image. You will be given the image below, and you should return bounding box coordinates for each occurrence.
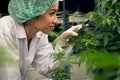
[49,0,120,80]
[0,46,15,66]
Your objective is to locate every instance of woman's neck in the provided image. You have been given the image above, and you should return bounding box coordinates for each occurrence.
[24,22,38,41]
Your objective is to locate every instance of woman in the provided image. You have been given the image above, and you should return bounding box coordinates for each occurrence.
[0,0,82,80]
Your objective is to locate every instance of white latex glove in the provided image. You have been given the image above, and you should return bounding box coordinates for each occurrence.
[58,24,82,47]
[54,24,82,57]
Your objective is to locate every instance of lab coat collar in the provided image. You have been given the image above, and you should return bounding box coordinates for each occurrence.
[16,23,27,39]
[36,31,44,38]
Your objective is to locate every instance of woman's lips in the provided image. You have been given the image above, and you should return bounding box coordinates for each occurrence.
[49,26,55,29]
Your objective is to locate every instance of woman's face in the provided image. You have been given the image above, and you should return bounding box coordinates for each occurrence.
[31,2,59,34]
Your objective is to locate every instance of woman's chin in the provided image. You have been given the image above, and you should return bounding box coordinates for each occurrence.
[42,30,53,35]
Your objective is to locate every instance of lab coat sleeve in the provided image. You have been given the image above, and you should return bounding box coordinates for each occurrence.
[0,23,21,80]
[31,34,59,78]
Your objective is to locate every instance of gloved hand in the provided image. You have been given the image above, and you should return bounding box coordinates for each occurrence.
[54,24,83,57]
[58,24,82,47]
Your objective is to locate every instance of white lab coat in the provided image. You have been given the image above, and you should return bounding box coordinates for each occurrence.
[0,16,58,80]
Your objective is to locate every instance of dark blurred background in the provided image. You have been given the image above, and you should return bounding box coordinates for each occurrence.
[59,0,95,13]
[0,0,96,17]
[0,0,9,16]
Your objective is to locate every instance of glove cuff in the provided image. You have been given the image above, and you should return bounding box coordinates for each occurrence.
[57,36,69,48]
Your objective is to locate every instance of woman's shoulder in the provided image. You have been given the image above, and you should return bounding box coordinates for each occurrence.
[0,15,16,25]
[0,15,20,34]
[0,15,13,21]
[0,16,16,25]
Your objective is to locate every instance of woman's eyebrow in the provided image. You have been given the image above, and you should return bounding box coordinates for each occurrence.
[49,9,58,12]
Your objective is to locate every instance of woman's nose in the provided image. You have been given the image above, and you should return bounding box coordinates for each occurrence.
[53,15,58,24]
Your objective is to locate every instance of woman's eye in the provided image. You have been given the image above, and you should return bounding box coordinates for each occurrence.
[50,12,56,16]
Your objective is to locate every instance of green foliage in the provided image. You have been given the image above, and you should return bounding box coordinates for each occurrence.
[0,46,15,66]
[49,0,120,79]
[48,31,59,43]
[71,0,120,54]
[53,50,66,61]
[48,67,71,80]
[49,50,71,80]
[69,0,120,80]
[77,49,120,80]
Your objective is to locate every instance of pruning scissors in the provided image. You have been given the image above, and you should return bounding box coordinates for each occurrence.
[81,19,90,29]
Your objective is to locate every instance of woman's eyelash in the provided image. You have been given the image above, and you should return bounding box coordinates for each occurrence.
[50,12,56,15]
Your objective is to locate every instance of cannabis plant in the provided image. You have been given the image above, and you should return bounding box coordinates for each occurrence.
[70,0,120,80]
[49,0,120,79]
